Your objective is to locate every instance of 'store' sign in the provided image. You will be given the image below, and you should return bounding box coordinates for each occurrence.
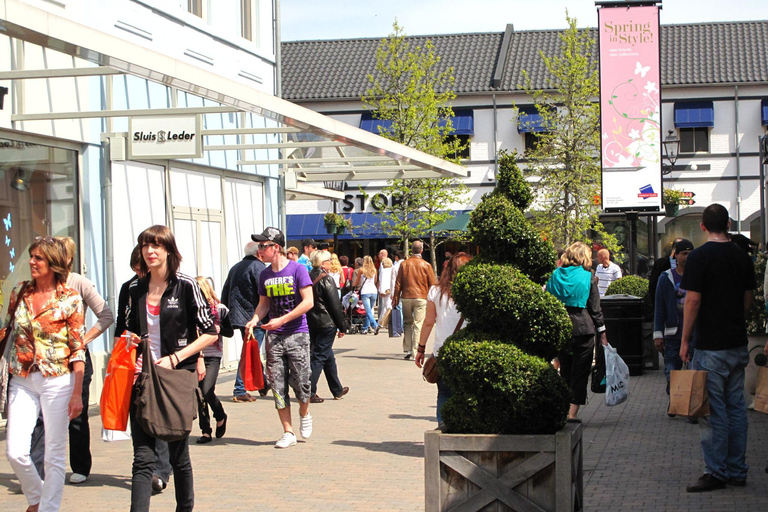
[128,115,202,159]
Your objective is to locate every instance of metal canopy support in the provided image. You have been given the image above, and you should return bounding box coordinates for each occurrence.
[0,66,123,79]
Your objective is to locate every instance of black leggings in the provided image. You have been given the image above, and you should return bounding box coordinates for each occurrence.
[558,334,595,405]
[198,357,225,435]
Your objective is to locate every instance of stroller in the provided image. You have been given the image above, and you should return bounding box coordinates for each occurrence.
[342,291,367,334]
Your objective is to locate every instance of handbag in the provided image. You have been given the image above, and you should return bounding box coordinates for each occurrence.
[669,362,710,417]
[132,294,201,441]
[100,331,137,431]
[422,316,464,384]
[591,342,606,394]
[604,343,629,406]
[751,366,768,414]
[0,282,28,419]
[240,329,265,392]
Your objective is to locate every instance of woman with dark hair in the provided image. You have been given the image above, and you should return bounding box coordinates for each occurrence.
[307,250,349,403]
[546,241,608,420]
[124,225,217,512]
[414,252,472,424]
[3,237,85,512]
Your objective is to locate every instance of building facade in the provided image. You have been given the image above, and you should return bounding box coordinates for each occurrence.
[281,21,768,269]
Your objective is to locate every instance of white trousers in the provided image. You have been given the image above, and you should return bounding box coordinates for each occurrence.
[6,372,73,512]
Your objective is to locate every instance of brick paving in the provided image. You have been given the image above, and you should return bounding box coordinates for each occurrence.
[1,335,768,511]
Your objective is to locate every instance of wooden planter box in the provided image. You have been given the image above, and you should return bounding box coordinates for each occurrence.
[425,421,583,512]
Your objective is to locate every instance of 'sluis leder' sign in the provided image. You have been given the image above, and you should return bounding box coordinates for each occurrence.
[128,115,202,159]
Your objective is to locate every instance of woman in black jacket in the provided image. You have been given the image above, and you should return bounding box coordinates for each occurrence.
[307,251,350,403]
[125,225,217,512]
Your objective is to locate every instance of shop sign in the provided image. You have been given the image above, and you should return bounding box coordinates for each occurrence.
[128,115,202,159]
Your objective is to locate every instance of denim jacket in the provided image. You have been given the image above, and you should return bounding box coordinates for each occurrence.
[653,269,683,340]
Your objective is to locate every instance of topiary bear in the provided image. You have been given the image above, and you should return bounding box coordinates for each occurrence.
[439,151,572,435]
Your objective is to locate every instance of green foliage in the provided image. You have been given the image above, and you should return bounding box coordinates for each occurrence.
[747,252,767,335]
[439,339,571,435]
[605,275,652,322]
[493,151,532,210]
[362,20,469,258]
[521,14,621,257]
[452,263,572,360]
[467,196,557,284]
[662,188,684,206]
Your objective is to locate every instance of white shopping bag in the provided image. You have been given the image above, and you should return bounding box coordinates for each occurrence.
[604,343,629,406]
[102,424,131,442]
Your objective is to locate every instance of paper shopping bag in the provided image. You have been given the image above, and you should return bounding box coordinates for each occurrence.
[240,330,264,392]
[754,366,768,414]
[669,369,710,417]
[100,331,137,431]
[379,308,392,330]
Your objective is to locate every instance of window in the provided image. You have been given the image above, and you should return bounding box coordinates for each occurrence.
[187,0,203,17]
[0,138,79,286]
[524,132,546,154]
[446,134,471,160]
[679,127,709,154]
[240,0,258,42]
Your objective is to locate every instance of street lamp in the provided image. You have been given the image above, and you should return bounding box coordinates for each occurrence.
[661,129,680,175]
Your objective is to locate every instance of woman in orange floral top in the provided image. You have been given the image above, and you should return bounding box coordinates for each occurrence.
[3,237,85,512]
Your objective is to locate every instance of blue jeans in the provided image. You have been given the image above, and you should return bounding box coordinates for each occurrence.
[436,377,452,425]
[234,327,265,396]
[691,346,749,481]
[360,293,378,331]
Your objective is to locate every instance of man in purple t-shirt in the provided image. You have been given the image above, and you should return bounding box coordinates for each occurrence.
[245,227,314,449]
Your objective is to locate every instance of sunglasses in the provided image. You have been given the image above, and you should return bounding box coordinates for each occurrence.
[34,236,57,245]
[258,242,277,250]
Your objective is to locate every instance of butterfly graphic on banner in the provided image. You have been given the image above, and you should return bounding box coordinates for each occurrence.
[4,236,9,246]
[9,248,14,259]
[634,62,650,78]
[9,262,14,273]
[2,213,11,231]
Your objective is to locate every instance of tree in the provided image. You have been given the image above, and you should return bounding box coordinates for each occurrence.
[521,14,620,256]
[362,20,468,268]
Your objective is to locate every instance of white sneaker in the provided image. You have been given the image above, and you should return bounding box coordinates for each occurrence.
[69,473,87,484]
[300,413,313,439]
[275,431,297,449]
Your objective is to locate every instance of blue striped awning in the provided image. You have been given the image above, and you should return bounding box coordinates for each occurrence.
[762,99,768,126]
[286,210,471,240]
[674,101,714,128]
[359,109,474,136]
[517,107,549,133]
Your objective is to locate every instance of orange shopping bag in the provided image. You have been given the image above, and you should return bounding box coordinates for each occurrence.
[239,330,264,392]
[100,331,137,431]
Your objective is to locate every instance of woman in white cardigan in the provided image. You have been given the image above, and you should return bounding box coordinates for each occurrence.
[377,257,393,325]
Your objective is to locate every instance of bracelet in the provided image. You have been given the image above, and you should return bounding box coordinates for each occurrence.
[169,355,176,369]
[173,353,181,367]
[417,345,426,354]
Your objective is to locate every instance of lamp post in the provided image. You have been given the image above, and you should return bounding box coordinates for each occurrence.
[661,129,680,175]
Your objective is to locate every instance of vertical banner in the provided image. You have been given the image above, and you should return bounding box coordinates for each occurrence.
[599,5,661,212]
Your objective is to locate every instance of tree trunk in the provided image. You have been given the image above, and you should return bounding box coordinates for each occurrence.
[429,231,438,275]
[404,237,410,258]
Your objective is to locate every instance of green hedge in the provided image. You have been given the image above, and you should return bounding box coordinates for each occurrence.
[467,196,557,284]
[493,151,533,210]
[605,275,648,297]
[451,263,571,360]
[439,339,571,435]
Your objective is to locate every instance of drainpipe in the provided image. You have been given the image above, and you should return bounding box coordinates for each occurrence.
[735,85,741,231]
[274,0,281,98]
[493,94,498,173]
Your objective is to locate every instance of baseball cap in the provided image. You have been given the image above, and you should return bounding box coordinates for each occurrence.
[674,239,694,254]
[301,237,317,249]
[251,227,286,247]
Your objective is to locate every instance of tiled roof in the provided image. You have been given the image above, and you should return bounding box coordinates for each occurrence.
[282,21,768,101]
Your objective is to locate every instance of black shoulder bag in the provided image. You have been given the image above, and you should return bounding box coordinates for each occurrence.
[132,293,201,441]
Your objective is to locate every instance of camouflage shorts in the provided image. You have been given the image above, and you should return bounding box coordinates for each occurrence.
[265,332,311,409]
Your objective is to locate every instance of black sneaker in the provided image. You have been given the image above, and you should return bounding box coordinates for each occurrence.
[404,353,412,360]
[686,473,726,493]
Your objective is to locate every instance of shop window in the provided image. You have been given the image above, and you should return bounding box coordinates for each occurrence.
[0,138,78,294]
[679,127,709,154]
[660,213,709,256]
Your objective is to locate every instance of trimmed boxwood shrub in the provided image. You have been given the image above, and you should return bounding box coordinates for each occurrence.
[451,263,571,360]
[438,152,571,435]
[467,196,557,284]
[605,275,652,321]
[439,339,570,435]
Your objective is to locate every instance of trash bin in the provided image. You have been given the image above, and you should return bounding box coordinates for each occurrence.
[601,294,644,376]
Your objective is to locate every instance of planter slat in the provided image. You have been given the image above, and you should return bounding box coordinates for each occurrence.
[425,422,583,512]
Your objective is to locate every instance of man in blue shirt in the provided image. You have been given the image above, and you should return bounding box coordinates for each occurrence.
[297,238,316,272]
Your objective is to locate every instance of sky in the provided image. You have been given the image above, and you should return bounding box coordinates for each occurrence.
[280,0,767,41]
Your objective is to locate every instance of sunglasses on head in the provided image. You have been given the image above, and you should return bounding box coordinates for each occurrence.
[35,236,57,245]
